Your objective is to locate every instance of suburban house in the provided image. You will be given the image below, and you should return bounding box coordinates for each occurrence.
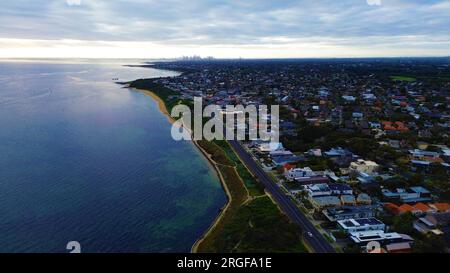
[421,212,450,227]
[414,212,450,235]
[382,121,409,133]
[305,183,332,197]
[257,142,284,153]
[350,230,414,246]
[285,167,315,181]
[286,176,330,187]
[305,183,354,198]
[357,193,372,205]
[324,147,358,167]
[310,196,341,210]
[409,149,442,163]
[303,182,368,210]
[355,172,374,184]
[271,154,303,166]
[412,203,434,215]
[342,95,356,103]
[323,206,375,222]
[324,147,355,158]
[384,202,447,215]
[381,187,432,203]
[385,242,413,253]
[350,159,379,175]
[329,184,354,195]
[337,218,385,233]
[340,195,357,206]
[269,150,294,157]
[429,203,450,212]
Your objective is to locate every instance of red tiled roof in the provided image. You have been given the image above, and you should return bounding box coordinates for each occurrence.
[413,203,431,213]
[284,163,295,171]
[382,121,409,132]
[430,203,450,212]
[398,204,415,214]
[384,203,399,214]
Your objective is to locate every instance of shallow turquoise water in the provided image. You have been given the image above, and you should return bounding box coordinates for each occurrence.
[0,60,226,253]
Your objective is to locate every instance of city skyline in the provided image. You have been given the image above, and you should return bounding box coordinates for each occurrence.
[1,0,450,58]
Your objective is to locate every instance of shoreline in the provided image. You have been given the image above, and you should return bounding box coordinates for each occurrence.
[135,88,174,124]
[127,79,308,253]
[190,140,235,253]
[131,86,233,253]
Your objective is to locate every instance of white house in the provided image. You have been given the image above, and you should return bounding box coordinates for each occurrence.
[342,95,356,102]
[350,159,379,175]
[350,230,409,245]
[257,142,284,153]
[362,93,377,101]
[328,184,353,195]
[285,167,316,181]
[270,150,293,157]
[305,183,331,197]
[337,218,385,233]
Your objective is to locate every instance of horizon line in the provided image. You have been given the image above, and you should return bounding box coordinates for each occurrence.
[1,56,449,61]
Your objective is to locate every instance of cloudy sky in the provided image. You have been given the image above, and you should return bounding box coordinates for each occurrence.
[1,0,449,58]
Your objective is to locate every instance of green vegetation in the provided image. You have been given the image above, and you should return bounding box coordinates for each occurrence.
[214,140,265,196]
[129,79,308,253]
[297,157,333,172]
[198,140,264,197]
[128,79,192,112]
[391,212,416,234]
[194,141,249,252]
[332,230,348,239]
[302,199,313,210]
[197,140,234,166]
[323,233,334,244]
[204,196,307,253]
[343,244,362,253]
[195,139,306,253]
[130,79,177,108]
[390,76,417,82]
[380,212,447,253]
[413,234,447,253]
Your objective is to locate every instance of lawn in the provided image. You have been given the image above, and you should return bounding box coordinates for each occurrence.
[390,76,417,82]
[214,140,265,197]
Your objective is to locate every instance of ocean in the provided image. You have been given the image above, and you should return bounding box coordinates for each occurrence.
[0,59,226,253]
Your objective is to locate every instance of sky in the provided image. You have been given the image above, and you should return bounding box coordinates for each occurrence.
[0,0,449,58]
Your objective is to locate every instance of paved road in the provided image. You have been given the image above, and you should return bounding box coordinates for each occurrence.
[228,140,336,253]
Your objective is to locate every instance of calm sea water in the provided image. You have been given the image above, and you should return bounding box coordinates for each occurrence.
[0,60,226,253]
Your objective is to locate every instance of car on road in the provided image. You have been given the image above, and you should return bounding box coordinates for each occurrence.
[307,232,314,238]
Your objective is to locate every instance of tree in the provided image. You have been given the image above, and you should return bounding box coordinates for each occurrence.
[297,125,333,144]
[408,173,424,187]
[392,212,415,234]
[413,235,447,253]
[275,165,285,174]
[344,244,361,253]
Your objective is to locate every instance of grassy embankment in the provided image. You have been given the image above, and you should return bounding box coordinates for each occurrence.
[128,79,307,253]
